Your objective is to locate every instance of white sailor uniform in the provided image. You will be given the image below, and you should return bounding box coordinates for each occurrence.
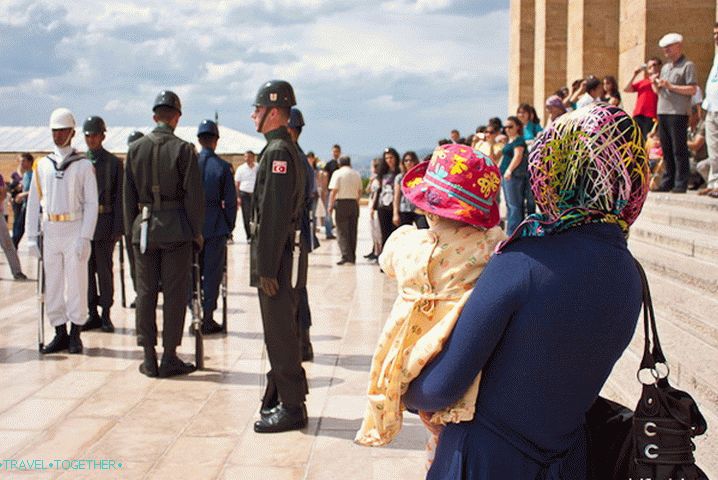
[25,146,98,327]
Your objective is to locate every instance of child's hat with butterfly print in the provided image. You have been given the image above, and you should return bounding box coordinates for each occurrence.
[402,144,501,229]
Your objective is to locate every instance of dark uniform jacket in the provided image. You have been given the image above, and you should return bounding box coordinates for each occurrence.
[250,127,305,286]
[88,148,123,241]
[296,144,316,253]
[198,147,238,239]
[123,124,205,246]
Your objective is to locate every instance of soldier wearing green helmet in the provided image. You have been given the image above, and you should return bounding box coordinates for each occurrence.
[250,79,308,433]
[82,115,124,333]
[123,90,205,378]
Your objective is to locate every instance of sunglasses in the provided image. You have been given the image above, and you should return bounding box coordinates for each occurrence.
[506,124,516,129]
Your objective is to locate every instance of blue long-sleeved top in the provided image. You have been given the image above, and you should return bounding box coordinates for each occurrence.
[198,147,237,239]
[403,223,642,479]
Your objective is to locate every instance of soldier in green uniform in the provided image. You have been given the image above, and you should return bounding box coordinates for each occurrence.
[250,80,308,433]
[82,116,123,333]
[123,91,205,378]
[125,130,145,309]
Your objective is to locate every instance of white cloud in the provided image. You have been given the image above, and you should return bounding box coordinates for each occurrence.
[367,94,413,111]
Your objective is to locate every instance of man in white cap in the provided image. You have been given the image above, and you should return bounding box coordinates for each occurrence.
[655,32,698,193]
[25,108,99,354]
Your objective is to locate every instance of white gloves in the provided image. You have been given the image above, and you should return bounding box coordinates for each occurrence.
[27,237,42,258]
[75,238,91,262]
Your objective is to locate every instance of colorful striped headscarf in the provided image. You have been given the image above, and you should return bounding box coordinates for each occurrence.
[497,103,649,252]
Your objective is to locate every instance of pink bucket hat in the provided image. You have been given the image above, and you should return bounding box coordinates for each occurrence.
[402,144,501,229]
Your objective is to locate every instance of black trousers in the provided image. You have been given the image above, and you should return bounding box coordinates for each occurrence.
[11,203,25,249]
[134,242,191,349]
[376,207,396,248]
[295,238,311,331]
[335,199,359,263]
[259,243,307,407]
[658,114,690,191]
[88,239,115,311]
[633,114,654,141]
[239,191,253,240]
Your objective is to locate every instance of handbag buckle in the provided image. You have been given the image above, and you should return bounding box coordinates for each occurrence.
[644,443,659,459]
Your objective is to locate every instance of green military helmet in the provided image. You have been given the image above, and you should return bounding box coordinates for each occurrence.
[127,130,144,146]
[288,107,305,130]
[83,116,106,135]
[254,80,296,108]
[153,90,182,114]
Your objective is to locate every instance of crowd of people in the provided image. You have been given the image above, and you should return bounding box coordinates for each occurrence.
[0,26,713,480]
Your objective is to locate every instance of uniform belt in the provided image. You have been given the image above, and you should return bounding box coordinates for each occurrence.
[138,201,183,211]
[45,211,82,222]
[98,205,112,214]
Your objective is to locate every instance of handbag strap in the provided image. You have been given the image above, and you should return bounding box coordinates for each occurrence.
[634,260,667,374]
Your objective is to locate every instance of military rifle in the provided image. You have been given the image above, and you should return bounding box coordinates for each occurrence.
[36,237,45,352]
[221,244,228,333]
[118,237,126,308]
[190,252,204,369]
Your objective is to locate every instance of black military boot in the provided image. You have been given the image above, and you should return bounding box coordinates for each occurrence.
[158,350,196,378]
[41,325,69,354]
[254,403,308,433]
[100,308,115,333]
[139,346,159,378]
[68,324,83,354]
[301,328,314,362]
[83,308,102,331]
[201,316,223,335]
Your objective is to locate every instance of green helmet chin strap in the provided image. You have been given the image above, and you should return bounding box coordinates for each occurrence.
[257,106,274,133]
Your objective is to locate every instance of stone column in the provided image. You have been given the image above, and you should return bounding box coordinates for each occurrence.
[509,0,535,113]
[619,0,716,116]
[533,0,568,116]
[565,0,620,85]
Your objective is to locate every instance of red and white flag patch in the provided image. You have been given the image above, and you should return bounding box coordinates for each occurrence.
[272,161,287,174]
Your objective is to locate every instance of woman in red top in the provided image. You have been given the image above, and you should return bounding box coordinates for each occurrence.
[624,56,662,139]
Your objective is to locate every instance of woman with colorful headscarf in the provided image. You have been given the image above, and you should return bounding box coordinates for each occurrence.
[404,104,649,479]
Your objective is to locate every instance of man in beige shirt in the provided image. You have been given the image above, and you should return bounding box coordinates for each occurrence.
[328,156,363,265]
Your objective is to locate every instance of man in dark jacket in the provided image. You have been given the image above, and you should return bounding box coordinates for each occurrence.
[82,116,123,333]
[196,119,237,334]
[287,107,315,362]
[250,80,308,433]
[123,90,205,378]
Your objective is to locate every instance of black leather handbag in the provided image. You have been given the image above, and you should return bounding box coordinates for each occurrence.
[586,261,708,480]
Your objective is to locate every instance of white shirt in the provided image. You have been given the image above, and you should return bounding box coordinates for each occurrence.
[575,92,597,109]
[234,162,257,194]
[25,146,98,239]
[703,54,718,112]
[328,166,363,200]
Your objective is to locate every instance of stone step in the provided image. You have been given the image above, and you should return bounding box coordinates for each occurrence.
[646,271,718,351]
[630,219,718,263]
[637,202,718,234]
[629,239,718,295]
[643,191,718,214]
[603,348,718,476]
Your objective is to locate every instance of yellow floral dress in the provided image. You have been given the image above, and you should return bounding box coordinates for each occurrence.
[355,222,505,447]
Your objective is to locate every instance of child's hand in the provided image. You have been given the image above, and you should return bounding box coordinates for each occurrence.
[419,411,443,437]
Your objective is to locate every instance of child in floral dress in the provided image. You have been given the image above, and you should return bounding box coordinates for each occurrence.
[355,144,505,466]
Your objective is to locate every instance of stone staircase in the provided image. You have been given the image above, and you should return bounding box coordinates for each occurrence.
[602,192,718,475]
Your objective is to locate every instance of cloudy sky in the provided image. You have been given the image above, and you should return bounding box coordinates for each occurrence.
[0,0,509,158]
